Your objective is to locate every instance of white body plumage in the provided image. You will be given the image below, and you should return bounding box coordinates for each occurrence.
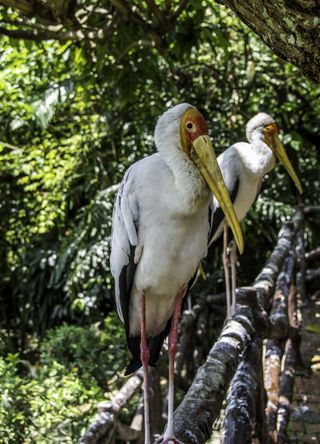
[110,104,211,338]
[210,113,276,243]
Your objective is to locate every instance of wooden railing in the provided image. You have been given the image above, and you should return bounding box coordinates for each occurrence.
[79,206,319,444]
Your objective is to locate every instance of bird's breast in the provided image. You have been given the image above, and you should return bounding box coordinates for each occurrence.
[129,205,209,336]
[233,174,261,222]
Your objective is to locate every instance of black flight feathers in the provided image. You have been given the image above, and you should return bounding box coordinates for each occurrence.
[118,244,175,376]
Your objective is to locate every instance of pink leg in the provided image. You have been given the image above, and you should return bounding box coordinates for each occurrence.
[230,242,238,316]
[162,287,185,443]
[140,291,151,444]
[222,221,232,319]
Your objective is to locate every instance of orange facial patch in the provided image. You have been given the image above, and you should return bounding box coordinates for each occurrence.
[264,122,278,135]
[180,108,209,152]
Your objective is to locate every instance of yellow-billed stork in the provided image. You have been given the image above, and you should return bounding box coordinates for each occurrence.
[110,103,243,444]
[209,113,302,318]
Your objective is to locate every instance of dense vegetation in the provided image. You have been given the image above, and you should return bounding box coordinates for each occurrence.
[0,1,319,442]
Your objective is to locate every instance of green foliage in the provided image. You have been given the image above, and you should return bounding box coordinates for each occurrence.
[0,354,101,444]
[1,4,319,347]
[0,2,319,440]
[40,314,129,389]
[0,314,129,443]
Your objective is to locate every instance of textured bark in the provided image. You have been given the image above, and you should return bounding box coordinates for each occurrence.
[267,252,296,339]
[296,217,306,301]
[222,339,262,444]
[305,247,320,263]
[263,245,298,442]
[253,223,294,301]
[253,361,267,444]
[218,0,320,83]
[0,0,77,24]
[79,411,115,444]
[158,211,304,444]
[165,288,258,444]
[270,230,311,444]
[277,339,296,444]
[1,0,320,81]
[79,210,306,444]
[78,372,143,444]
[130,394,144,442]
[288,283,309,376]
[0,0,168,46]
[263,339,285,443]
[253,210,303,305]
[175,308,197,380]
[288,283,299,330]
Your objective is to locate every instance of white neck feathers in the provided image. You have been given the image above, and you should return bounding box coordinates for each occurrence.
[246,131,276,177]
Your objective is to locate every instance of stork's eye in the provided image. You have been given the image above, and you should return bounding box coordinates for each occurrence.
[264,123,278,134]
[186,121,194,130]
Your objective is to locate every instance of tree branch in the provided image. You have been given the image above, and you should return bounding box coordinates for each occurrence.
[0,24,114,41]
[0,0,77,24]
[163,288,259,443]
[158,210,304,443]
[217,0,320,83]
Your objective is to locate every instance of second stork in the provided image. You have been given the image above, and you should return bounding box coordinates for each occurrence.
[209,113,302,317]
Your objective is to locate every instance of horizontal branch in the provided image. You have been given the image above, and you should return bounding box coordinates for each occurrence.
[303,205,320,215]
[0,24,113,42]
[0,0,81,24]
[78,372,143,444]
[305,247,320,264]
[306,268,320,284]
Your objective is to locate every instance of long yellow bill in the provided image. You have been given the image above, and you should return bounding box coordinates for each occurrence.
[191,135,244,255]
[270,133,303,194]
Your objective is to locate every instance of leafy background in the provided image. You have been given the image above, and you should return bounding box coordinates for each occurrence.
[0,1,319,442]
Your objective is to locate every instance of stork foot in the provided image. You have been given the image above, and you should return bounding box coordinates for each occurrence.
[161,437,184,444]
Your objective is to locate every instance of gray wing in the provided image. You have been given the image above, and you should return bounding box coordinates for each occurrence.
[110,166,140,327]
[208,147,240,245]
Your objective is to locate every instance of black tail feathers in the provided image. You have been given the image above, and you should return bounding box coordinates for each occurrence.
[125,357,142,376]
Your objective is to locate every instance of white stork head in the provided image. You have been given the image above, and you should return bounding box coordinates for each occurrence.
[155,103,244,254]
[246,113,302,193]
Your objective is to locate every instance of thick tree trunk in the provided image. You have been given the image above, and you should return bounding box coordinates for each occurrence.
[218,0,320,83]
